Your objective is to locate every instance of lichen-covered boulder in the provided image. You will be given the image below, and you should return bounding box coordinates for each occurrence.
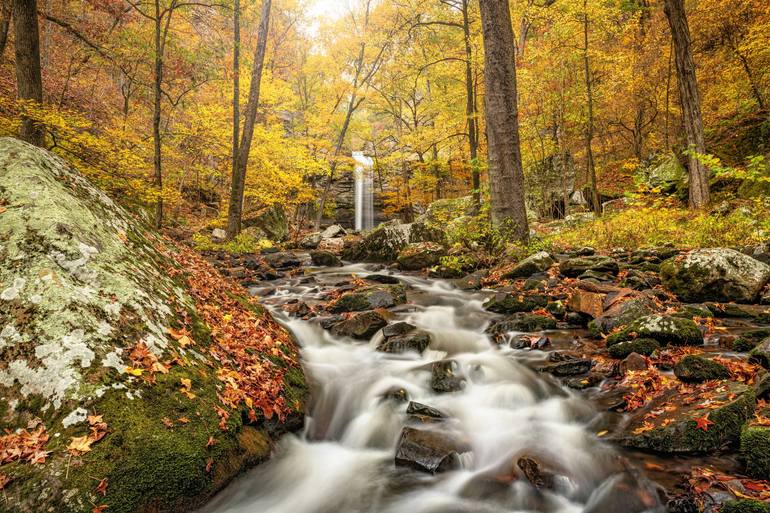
[0,138,306,512]
[660,248,770,303]
[607,338,660,359]
[396,242,445,271]
[342,220,411,262]
[606,315,704,347]
[483,293,549,314]
[328,285,406,313]
[242,204,288,242]
[560,255,619,278]
[588,295,658,336]
[502,251,555,279]
[647,153,686,194]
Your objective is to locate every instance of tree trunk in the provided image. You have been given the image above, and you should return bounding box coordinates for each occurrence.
[478,0,529,242]
[226,0,271,239]
[0,0,12,61]
[232,0,240,184]
[664,0,709,209]
[13,0,45,146]
[462,0,480,212]
[582,0,601,216]
[152,0,164,228]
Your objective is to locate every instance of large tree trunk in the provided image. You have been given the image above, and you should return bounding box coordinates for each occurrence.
[462,0,480,212]
[13,0,45,146]
[478,0,529,242]
[664,0,709,209]
[226,0,271,239]
[582,0,601,216]
[152,0,164,228]
[0,0,12,61]
[231,0,240,190]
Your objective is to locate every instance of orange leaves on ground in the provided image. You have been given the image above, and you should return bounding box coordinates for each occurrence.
[689,467,770,502]
[68,413,109,456]
[95,477,108,496]
[0,422,50,466]
[179,378,196,400]
[127,341,169,380]
[92,505,108,513]
[621,368,673,412]
[163,245,301,427]
[713,356,760,384]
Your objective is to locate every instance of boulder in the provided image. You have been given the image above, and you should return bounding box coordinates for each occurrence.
[560,256,619,278]
[660,248,770,303]
[749,338,770,368]
[0,138,307,512]
[450,270,487,290]
[396,242,446,271]
[589,295,658,336]
[720,501,770,513]
[242,204,289,242]
[502,251,555,279]
[310,250,342,267]
[733,329,770,352]
[606,315,704,347]
[320,224,346,239]
[212,228,227,242]
[329,311,387,340]
[608,338,660,359]
[485,313,557,341]
[377,323,432,354]
[648,153,687,194]
[674,355,730,383]
[394,426,469,474]
[483,293,549,314]
[541,358,592,377]
[299,232,322,249]
[740,424,770,480]
[406,402,448,422]
[329,285,406,313]
[619,381,755,453]
[342,220,411,262]
[622,352,649,373]
[262,251,302,270]
[431,360,465,393]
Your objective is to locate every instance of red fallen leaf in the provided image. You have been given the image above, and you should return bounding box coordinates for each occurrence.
[0,473,12,490]
[93,505,108,513]
[206,436,216,448]
[177,417,190,424]
[95,477,108,496]
[644,462,665,471]
[205,458,214,473]
[744,481,770,492]
[693,414,715,431]
[162,417,174,429]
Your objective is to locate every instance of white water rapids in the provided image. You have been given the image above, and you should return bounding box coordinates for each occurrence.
[200,264,664,513]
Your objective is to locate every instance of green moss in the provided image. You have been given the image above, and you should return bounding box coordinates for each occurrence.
[741,426,770,480]
[720,500,770,513]
[483,293,549,315]
[606,315,703,347]
[608,338,660,359]
[674,355,730,383]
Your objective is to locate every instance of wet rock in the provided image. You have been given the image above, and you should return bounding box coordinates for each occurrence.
[720,500,770,513]
[406,402,447,422]
[486,313,557,340]
[541,355,592,377]
[483,293,549,314]
[517,457,555,490]
[583,470,664,513]
[320,224,346,239]
[378,324,432,354]
[394,426,469,474]
[674,355,730,383]
[310,250,342,267]
[329,311,387,339]
[619,381,755,453]
[588,295,658,336]
[560,255,619,278]
[431,360,465,393]
[667,494,700,513]
[605,315,704,347]
[749,338,770,368]
[660,248,770,303]
[564,372,604,390]
[740,424,770,481]
[263,251,302,270]
[329,285,407,313]
[396,242,446,271]
[608,338,660,359]
[502,251,555,279]
[509,335,551,350]
[674,304,714,319]
[450,270,487,290]
[342,220,411,262]
[755,372,770,399]
[622,353,649,373]
[733,329,770,352]
[380,387,409,403]
[299,232,322,249]
[366,273,401,284]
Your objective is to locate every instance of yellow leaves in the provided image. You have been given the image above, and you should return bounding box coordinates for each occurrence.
[0,206,6,214]
[68,436,93,455]
[125,367,144,376]
[180,378,196,399]
[68,413,109,456]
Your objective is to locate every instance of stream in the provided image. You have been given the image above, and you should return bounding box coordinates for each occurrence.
[200,262,670,513]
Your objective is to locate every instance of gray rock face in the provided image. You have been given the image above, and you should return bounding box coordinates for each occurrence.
[660,248,770,303]
[395,426,469,474]
[396,242,445,271]
[377,323,432,354]
[310,250,342,267]
[243,204,289,241]
[329,311,387,340]
[560,256,619,278]
[503,251,556,279]
[329,285,407,313]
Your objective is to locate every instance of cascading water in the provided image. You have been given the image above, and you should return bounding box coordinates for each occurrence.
[352,151,375,232]
[199,264,665,513]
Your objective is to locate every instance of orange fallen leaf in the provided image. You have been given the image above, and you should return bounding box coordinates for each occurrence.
[162,417,174,429]
[95,477,108,496]
[0,473,12,490]
[206,436,216,448]
[693,414,714,432]
[93,505,108,513]
[68,436,93,455]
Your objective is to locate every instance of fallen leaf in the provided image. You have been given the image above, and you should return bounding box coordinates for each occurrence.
[93,505,108,513]
[0,473,12,490]
[206,436,216,448]
[693,414,715,432]
[162,417,174,429]
[205,457,214,473]
[68,436,93,455]
[95,477,108,496]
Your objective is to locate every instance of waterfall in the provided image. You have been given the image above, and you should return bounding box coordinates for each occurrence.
[352,151,375,232]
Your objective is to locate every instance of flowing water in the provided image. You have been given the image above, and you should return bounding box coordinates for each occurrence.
[352,152,375,232]
[200,263,665,513]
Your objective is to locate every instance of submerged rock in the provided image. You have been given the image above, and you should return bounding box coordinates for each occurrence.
[660,248,770,303]
[329,311,387,340]
[0,138,307,512]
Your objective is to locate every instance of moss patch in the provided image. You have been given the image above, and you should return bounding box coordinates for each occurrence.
[740,426,770,480]
[720,500,770,513]
[608,338,660,359]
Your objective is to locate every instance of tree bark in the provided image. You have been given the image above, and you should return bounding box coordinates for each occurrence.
[13,0,45,146]
[582,0,601,216]
[152,0,174,228]
[0,0,12,61]
[462,0,480,212]
[226,0,271,238]
[478,0,529,242]
[664,0,709,209]
[231,0,240,189]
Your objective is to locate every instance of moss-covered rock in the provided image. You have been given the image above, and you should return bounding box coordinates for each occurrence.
[502,251,555,279]
[559,255,619,278]
[606,315,704,347]
[721,500,770,513]
[607,338,660,359]
[749,338,770,369]
[660,248,770,303]
[397,242,446,271]
[674,355,730,383]
[734,329,770,352]
[329,285,407,313]
[740,425,770,480]
[619,381,755,453]
[0,138,307,512]
[485,313,557,338]
[588,296,658,336]
[483,293,549,315]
